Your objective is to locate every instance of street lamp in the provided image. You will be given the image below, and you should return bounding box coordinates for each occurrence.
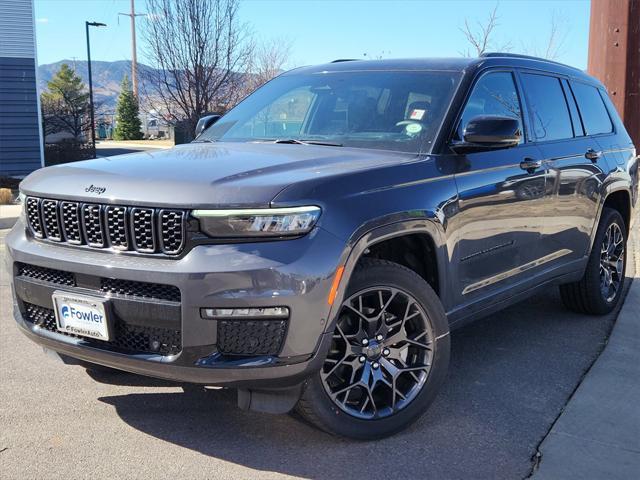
[85,21,106,155]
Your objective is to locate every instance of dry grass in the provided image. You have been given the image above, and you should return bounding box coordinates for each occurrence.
[0,188,14,205]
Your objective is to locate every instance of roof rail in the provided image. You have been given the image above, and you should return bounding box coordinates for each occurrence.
[331,59,358,63]
[480,52,582,72]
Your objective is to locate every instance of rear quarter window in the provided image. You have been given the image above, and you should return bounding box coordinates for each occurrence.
[521,73,573,142]
[570,82,613,135]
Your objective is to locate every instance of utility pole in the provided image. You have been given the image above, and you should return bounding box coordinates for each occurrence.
[119,0,145,98]
[85,21,107,153]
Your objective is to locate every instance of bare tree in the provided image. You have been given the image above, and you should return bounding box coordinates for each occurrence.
[459,3,511,57]
[227,37,293,106]
[521,11,568,60]
[142,0,253,132]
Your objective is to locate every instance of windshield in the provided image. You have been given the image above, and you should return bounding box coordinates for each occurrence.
[197,70,461,153]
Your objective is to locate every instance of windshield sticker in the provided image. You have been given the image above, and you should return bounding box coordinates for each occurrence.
[406,123,422,134]
[409,109,425,120]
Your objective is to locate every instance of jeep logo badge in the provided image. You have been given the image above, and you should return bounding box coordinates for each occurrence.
[85,184,106,195]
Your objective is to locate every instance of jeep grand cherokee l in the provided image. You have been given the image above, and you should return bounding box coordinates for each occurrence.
[7,53,637,439]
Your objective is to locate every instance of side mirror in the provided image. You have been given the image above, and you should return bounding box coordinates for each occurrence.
[453,115,521,152]
[195,114,221,138]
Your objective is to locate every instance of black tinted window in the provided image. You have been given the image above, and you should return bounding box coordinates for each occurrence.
[460,71,523,142]
[522,74,573,141]
[570,82,613,135]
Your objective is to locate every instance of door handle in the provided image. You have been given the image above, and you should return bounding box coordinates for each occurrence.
[520,158,542,173]
[585,148,602,161]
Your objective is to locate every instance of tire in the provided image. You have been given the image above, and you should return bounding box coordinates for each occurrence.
[295,258,450,440]
[559,207,627,315]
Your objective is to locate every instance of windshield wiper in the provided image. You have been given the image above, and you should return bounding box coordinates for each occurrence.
[192,139,215,143]
[273,138,343,147]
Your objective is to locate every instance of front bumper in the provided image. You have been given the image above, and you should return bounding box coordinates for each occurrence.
[7,220,345,388]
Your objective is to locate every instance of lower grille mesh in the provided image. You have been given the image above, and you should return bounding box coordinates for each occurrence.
[217,319,287,356]
[23,303,182,356]
[100,278,181,303]
[17,263,76,286]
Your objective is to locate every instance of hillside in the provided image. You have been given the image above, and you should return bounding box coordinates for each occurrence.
[38,60,159,112]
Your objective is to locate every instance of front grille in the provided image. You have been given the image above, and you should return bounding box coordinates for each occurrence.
[16,262,181,303]
[217,319,287,356]
[100,278,181,303]
[25,196,187,256]
[17,263,76,286]
[23,303,181,356]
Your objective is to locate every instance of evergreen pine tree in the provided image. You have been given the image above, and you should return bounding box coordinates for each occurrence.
[113,75,143,140]
[40,63,90,139]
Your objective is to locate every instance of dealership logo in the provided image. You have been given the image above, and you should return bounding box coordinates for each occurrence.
[60,304,104,324]
[85,184,106,195]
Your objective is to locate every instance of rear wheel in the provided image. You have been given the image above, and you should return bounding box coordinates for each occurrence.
[296,259,450,439]
[559,207,627,315]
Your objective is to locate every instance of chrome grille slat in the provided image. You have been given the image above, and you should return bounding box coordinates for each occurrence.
[105,206,129,250]
[25,196,185,256]
[41,199,62,241]
[26,197,44,238]
[131,208,156,253]
[82,204,105,247]
[60,201,82,244]
[159,210,185,254]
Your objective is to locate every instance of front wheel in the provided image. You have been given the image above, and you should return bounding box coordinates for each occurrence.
[296,259,450,439]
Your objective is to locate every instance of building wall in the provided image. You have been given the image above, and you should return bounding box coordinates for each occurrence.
[0,0,44,177]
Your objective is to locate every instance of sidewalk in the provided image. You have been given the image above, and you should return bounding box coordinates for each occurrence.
[533,225,640,479]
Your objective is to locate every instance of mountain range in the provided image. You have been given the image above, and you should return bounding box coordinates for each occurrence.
[38,60,159,112]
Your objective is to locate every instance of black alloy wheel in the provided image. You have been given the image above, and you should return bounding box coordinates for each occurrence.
[296,259,450,439]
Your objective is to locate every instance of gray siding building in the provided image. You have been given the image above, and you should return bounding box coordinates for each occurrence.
[0,0,44,177]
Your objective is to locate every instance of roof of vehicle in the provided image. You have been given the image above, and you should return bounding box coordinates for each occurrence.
[287,53,600,86]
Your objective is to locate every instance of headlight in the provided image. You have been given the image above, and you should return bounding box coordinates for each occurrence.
[192,206,321,238]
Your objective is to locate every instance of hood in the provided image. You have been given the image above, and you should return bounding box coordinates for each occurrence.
[21,142,417,208]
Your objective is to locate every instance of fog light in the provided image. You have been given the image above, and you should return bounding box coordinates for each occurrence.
[201,307,289,319]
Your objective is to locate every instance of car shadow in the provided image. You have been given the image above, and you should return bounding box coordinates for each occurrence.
[96,284,628,479]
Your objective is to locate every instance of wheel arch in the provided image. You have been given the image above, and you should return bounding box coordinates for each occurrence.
[324,218,450,334]
[588,186,632,257]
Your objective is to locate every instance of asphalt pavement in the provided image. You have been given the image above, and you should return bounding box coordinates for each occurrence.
[0,226,635,480]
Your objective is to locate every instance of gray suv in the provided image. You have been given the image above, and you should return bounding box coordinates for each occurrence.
[8,54,638,439]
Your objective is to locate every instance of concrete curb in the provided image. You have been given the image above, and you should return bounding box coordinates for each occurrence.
[532,220,640,479]
[0,205,20,230]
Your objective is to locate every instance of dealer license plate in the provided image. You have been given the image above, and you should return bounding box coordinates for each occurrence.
[52,291,110,341]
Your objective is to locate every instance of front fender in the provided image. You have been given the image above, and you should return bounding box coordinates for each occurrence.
[323,217,450,334]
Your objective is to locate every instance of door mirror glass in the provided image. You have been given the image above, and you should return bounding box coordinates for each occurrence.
[462,115,521,148]
[195,114,221,138]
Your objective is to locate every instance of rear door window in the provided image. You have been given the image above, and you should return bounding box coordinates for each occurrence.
[521,73,573,142]
[570,82,613,135]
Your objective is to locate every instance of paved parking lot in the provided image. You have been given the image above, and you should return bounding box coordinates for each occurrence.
[0,227,633,479]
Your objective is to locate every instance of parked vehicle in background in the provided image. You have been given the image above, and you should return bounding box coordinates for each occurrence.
[7,53,637,439]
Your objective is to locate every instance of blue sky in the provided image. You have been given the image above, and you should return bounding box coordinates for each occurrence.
[34,0,591,69]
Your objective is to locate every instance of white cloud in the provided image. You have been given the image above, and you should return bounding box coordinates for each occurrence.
[36,18,49,24]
